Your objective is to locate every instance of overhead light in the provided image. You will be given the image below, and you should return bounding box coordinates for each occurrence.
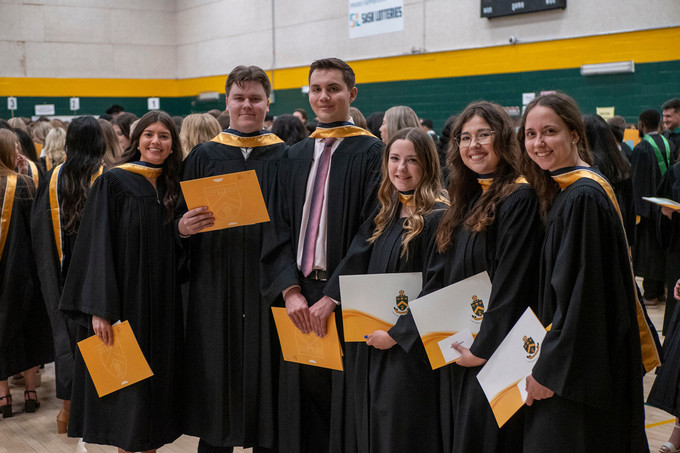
[197,91,220,101]
[580,61,635,76]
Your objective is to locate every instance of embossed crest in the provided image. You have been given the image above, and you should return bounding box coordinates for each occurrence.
[522,335,539,360]
[470,295,485,321]
[393,289,409,316]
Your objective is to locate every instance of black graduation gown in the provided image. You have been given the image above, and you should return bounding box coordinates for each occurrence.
[421,182,543,453]
[525,167,647,453]
[631,135,675,280]
[655,164,680,334]
[59,165,183,452]
[613,177,636,246]
[0,175,53,379]
[323,204,446,453]
[261,133,383,453]
[30,166,97,399]
[180,133,287,449]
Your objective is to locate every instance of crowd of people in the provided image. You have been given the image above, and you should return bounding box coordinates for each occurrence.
[0,57,680,453]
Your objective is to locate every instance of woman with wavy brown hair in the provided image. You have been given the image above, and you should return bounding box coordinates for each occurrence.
[323,127,447,453]
[60,111,189,453]
[422,101,544,453]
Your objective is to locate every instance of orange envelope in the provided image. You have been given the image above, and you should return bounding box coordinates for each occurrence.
[180,170,270,232]
[77,321,153,397]
[272,307,343,371]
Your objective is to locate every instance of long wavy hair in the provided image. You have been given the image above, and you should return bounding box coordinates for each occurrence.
[98,118,124,167]
[0,129,33,195]
[436,101,538,252]
[119,111,183,223]
[584,114,630,184]
[369,127,447,259]
[518,92,593,217]
[60,116,106,234]
[382,106,420,143]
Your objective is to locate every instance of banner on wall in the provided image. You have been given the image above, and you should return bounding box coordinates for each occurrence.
[349,0,404,39]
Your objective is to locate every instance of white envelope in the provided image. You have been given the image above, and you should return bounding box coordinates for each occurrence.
[409,271,492,369]
[476,307,547,428]
[340,272,422,341]
[438,328,474,363]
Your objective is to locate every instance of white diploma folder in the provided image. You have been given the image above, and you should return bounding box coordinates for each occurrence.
[476,307,548,428]
[339,272,422,342]
[408,271,492,369]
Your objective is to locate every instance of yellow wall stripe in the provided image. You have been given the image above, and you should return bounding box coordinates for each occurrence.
[0,27,677,98]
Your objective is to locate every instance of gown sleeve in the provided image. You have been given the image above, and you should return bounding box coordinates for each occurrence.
[630,141,656,219]
[469,188,544,359]
[59,173,123,326]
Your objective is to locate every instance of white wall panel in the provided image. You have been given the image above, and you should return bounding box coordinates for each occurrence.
[24,42,114,78]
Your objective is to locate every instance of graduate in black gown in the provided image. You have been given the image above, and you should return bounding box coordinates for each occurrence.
[177,66,287,453]
[261,58,382,453]
[631,109,676,307]
[31,116,105,433]
[520,93,659,452]
[0,129,53,418]
[421,102,544,453]
[60,111,186,453]
[322,127,447,453]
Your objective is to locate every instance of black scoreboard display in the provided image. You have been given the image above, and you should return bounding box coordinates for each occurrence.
[481,0,566,18]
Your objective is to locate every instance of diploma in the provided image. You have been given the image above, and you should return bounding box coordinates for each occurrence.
[339,272,422,342]
[476,307,548,428]
[409,271,492,369]
[271,307,344,371]
[642,197,680,211]
[180,170,270,232]
[77,321,154,397]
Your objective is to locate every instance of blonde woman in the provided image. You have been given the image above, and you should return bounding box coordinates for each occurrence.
[179,113,221,159]
[379,105,420,143]
[40,127,66,172]
[98,119,124,167]
[324,127,448,452]
[31,121,52,156]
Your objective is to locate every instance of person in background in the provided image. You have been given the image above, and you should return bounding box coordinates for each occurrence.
[217,110,230,131]
[271,113,308,146]
[111,112,138,152]
[179,113,221,159]
[663,98,680,151]
[379,106,419,144]
[0,128,53,419]
[40,127,67,172]
[105,104,125,118]
[31,116,105,434]
[420,118,439,145]
[98,118,124,167]
[293,107,308,125]
[349,106,367,130]
[31,120,52,157]
[607,115,633,163]
[366,111,384,140]
[264,114,274,130]
[631,109,676,307]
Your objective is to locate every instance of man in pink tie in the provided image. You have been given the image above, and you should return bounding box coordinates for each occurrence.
[262,58,383,453]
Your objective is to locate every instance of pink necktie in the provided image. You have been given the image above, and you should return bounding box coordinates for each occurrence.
[301,137,336,277]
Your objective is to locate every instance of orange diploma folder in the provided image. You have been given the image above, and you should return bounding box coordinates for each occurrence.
[272,307,344,371]
[180,170,270,232]
[77,321,154,397]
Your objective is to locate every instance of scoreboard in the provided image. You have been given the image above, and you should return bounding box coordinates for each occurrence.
[481,0,566,18]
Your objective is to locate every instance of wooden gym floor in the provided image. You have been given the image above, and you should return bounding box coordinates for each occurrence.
[0,301,675,453]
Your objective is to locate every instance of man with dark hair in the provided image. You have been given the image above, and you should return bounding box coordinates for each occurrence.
[105,104,124,117]
[262,57,382,453]
[293,108,307,125]
[631,109,676,309]
[663,98,680,151]
[179,65,287,453]
[420,118,439,144]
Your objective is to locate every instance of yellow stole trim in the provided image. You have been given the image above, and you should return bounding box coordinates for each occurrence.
[117,163,163,179]
[310,125,376,139]
[515,176,529,185]
[46,154,53,171]
[477,177,493,192]
[49,165,103,264]
[28,160,39,188]
[398,193,415,208]
[49,164,64,263]
[0,175,17,259]
[210,131,284,148]
[552,168,661,372]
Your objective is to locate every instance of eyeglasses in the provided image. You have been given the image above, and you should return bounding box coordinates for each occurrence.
[455,130,495,148]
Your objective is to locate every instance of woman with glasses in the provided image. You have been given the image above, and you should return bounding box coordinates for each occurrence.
[518,93,653,452]
[423,101,544,453]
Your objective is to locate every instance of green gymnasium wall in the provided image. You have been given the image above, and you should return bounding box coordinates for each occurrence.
[1,62,677,133]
